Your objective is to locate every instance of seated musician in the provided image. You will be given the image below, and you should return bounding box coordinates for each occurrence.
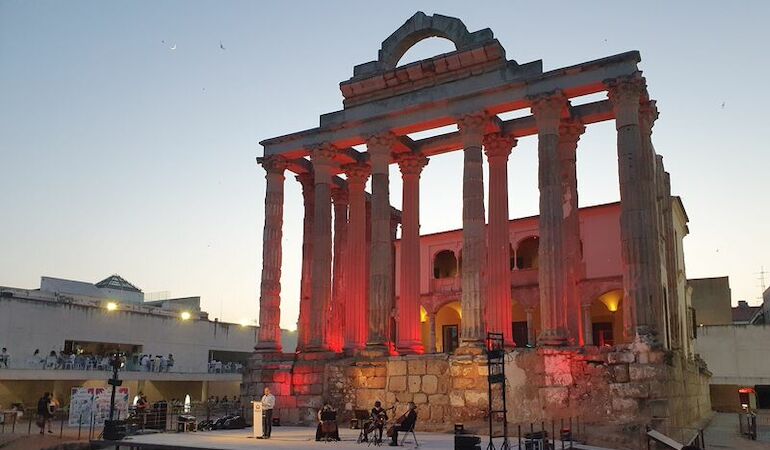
[388,402,417,446]
[315,403,340,441]
[363,400,388,442]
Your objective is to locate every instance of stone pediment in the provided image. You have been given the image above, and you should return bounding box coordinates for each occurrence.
[340,12,514,107]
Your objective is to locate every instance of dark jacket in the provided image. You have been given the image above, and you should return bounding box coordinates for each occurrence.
[37,397,51,418]
[400,410,417,430]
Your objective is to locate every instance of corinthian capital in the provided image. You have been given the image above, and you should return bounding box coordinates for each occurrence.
[639,100,659,135]
[331,186,349,205]
[310,143,338,168]
[483,133,517,160]
[366,131,396,170]
[396,153,429,177]
[342,162,371,186]
[558,119,586,145]
[529,90,567,135]
[606,73,647,127]
[366,131,397,153]
[457,112,490,147]
[259,155,289,176]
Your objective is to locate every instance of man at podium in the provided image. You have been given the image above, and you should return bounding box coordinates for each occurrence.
[261,387,275,439]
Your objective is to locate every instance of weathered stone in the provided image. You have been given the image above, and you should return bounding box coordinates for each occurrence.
[422,374,438,394]
[608,352,635,365]
[413,392,428,404]
[452,377,475,390]
[629,364,667,381]
[389,360,407,376]
[426,360,449,375]
[611,382,650,399]
[389,375,406,392]
[408,375,422,393]
[407,359,426,375]
[430,405,446,421]
[611,364,630,383]
[449,390,465,408]
[366,376,386,389]
[464,391,489,408]
[428,394,449,405]
[396,392,413,403]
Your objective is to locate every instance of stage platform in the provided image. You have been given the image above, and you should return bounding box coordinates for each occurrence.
[96,426,616,449]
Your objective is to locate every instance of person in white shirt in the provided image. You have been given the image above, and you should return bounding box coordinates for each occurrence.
[260,387,275,439]
[0,348,9,368]
[140,355,150,371]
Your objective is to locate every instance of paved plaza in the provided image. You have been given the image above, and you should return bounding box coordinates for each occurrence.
[114,426,615,450]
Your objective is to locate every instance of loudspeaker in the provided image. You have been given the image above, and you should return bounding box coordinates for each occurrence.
[454,434,481,450]
[103,420,126,441]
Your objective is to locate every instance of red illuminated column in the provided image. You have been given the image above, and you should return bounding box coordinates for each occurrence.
[331,186,349,353]
[256,155,288,352]
[607,74,660,343]
[457,113,489,353]
[531,91,569,346]
[365,132,396,356]
[484,133,516,347]
[582,303,592,346]
[396,153,429,354]
[307,144,337,352]
[558,119,586,345]
[343,163,370,354]
[295,172,314,353]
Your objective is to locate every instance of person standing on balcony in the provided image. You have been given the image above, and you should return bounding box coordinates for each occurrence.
[0,348,9,368]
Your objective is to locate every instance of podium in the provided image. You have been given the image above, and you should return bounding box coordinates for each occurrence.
[252,401,263,438]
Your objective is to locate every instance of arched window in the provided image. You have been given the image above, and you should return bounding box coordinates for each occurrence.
[516,237,539,269]
[433,250,458,279]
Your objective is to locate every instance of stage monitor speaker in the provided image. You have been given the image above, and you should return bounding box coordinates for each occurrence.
[103,420,126,441]
[455,434,481,449]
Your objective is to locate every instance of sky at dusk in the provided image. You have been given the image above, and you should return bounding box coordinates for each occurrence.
[1,1,768,330]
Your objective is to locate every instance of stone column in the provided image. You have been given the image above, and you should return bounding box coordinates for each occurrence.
[582,303,593,346]
[558,119,586,345]
[307,144,337,352]
[484,133,516,347]
[365,132,396,356]
[531,91,569,346]
[428,310,437,353]
[660,161,681,349]
[255,155,288,352]
[330,186,349,353]
[396,153,429,354]
[525,307,536,347]
[606,74,660,343]
[343,163,370,354]
[457,113,489,353]
[295,172,314,352]
[640,100,666,344]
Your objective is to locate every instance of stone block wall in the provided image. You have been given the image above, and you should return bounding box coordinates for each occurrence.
[242,343,711,441]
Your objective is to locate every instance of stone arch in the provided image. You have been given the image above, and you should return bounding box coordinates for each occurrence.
[378,12,494,70]
[515,236,539,269]
[433,249,458,279]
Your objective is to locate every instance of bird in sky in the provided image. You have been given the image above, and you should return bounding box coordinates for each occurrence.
[219,41,226,50]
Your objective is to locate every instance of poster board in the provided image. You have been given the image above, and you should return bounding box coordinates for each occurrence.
[68,386,129,426]
[252,401,263,438]
[93,387,130,425]
[68,387,95,426]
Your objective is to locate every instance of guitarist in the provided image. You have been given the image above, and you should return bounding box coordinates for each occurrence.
[387,402,417,447]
